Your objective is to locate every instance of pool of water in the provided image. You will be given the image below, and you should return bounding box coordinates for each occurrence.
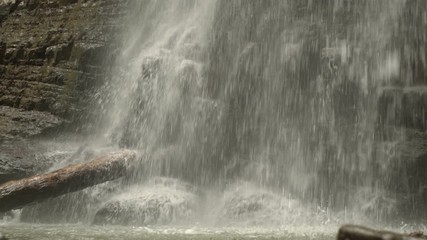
[0,224,336,240]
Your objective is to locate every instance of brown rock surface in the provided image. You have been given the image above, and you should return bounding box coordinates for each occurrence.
[0,0,128,139]
[0,106,63,139]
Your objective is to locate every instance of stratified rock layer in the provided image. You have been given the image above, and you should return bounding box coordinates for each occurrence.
[0,0,128,139]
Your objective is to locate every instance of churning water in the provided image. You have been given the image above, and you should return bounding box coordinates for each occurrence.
[4,0,427,237]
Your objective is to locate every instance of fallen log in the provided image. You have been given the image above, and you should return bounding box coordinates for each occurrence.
[338,225,427,240]
[0,150,137,213]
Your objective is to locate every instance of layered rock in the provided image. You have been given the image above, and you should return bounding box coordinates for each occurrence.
[0,0,128,185]
[0,106,63,139]
[0,0,128,140]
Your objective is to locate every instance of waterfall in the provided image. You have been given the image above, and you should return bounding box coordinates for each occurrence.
[19,0,427,227]
[96,0,410,222]
[95,0,218,182]
[200,0,406,221]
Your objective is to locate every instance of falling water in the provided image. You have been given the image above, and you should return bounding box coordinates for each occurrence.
[97,0,406,223]
[8,0,427,233]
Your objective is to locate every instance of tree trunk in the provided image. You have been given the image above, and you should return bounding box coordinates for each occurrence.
[0,150,137,213]
[338,225,427,240]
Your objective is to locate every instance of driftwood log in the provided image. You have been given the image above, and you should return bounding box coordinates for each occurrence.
[0,150,136,213]
[338,225,427,240]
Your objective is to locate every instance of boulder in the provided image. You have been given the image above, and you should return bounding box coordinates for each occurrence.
[93,178,198,226]
[212,183,320,227]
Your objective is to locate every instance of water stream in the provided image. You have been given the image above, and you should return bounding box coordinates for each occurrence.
[2,0,427,238]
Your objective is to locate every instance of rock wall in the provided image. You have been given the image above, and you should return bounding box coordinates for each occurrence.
[0,0,127,139]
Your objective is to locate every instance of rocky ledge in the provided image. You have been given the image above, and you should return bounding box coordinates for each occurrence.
[0,106,63,139]
[0,0,128,140]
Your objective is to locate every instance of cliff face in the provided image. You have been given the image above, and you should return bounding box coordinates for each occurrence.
[0,0,127,139]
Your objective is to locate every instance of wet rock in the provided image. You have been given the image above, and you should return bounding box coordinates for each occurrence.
[21,179,123,224]
[215,183,292,226]
[378,87,427,133]
[177,43,205,61]
[0,106,63,140]
[93,178,198,226]
[376,86,427,218]
[0,140,40,183]
[213,182,332,226]
[176,60,200,98]
[0,1,12,24]
[351,187,399,221]
[0,0,126,138]
[0,233,7,240]
[141,54,165,80]
[0,211,14,221]
[0,139,72,183]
